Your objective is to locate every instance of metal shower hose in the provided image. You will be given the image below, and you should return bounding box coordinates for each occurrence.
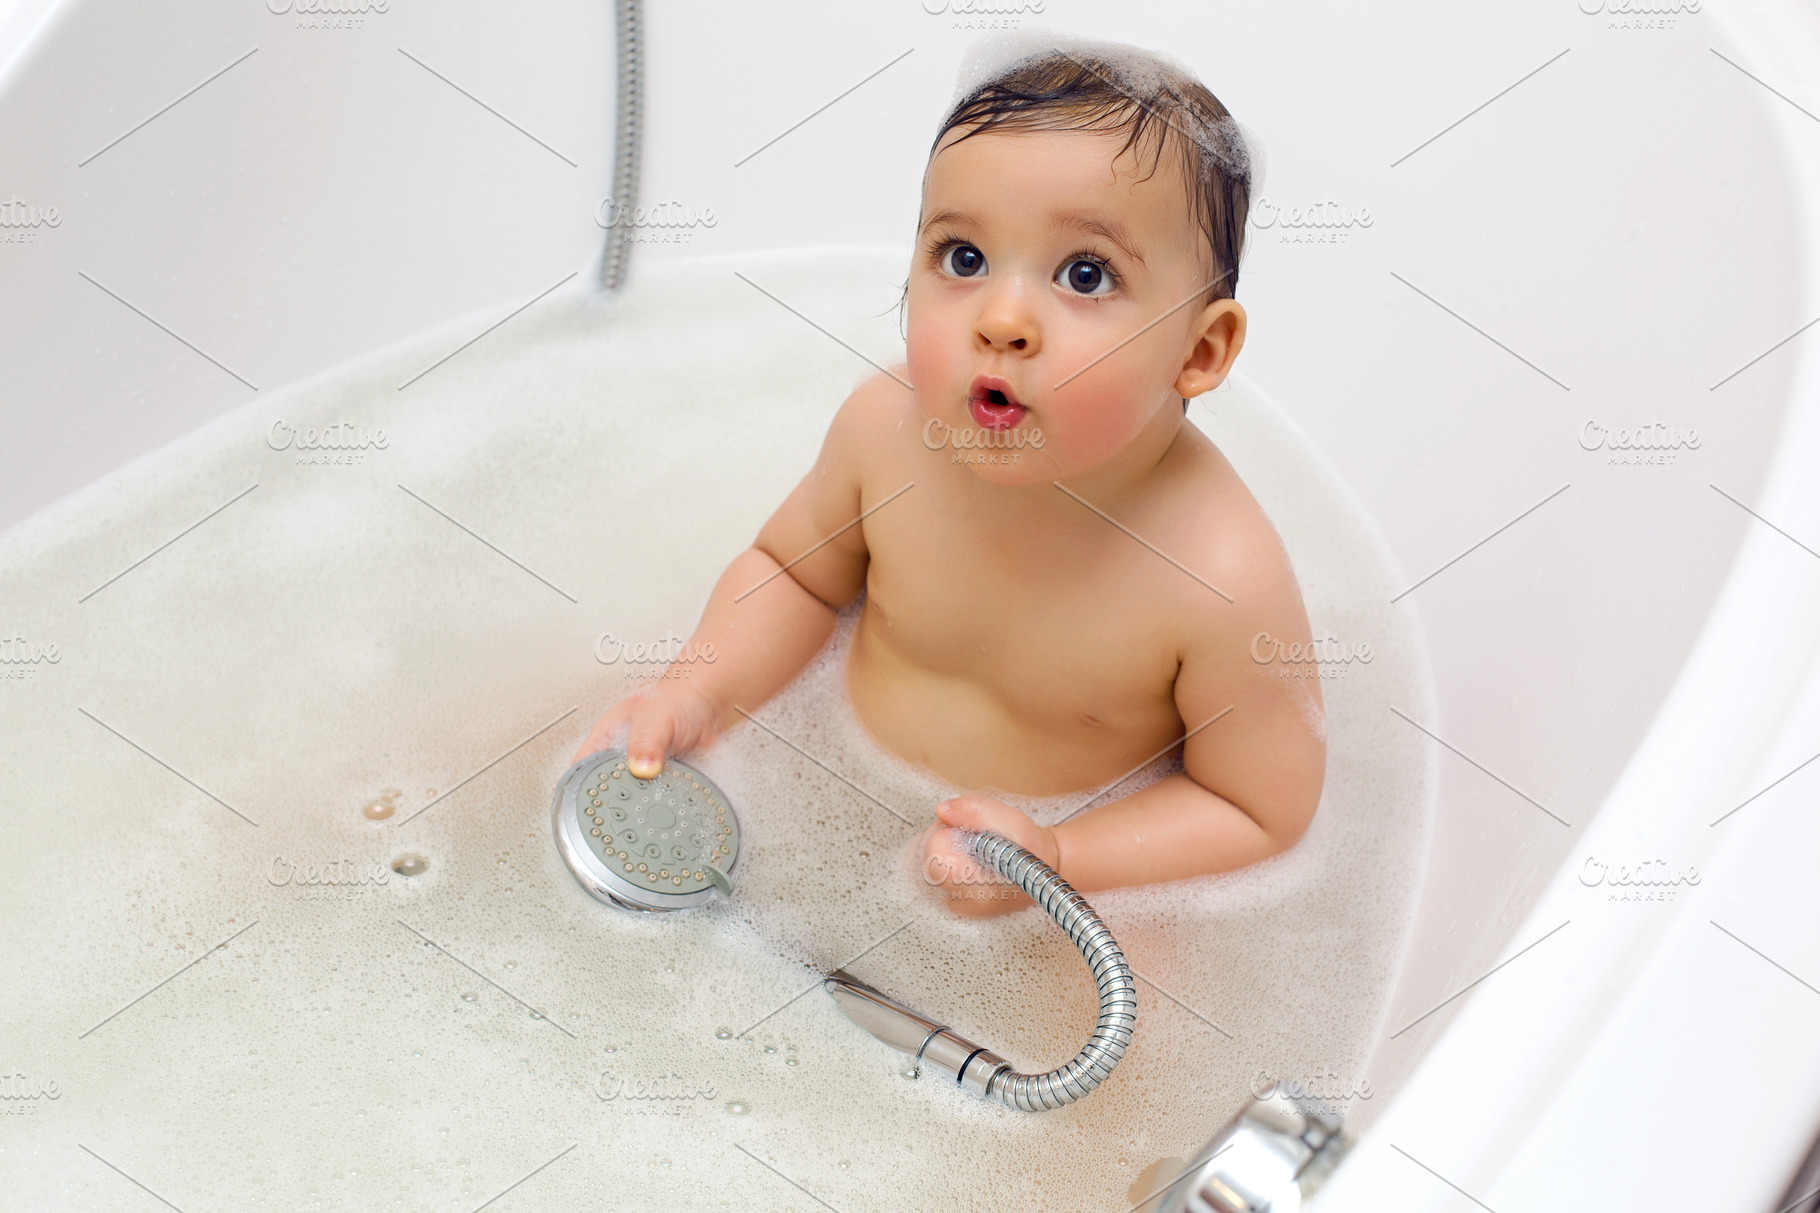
[599,0,642,291]
[963,831,1137,1110]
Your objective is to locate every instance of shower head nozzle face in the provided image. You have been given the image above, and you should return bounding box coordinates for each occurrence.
[551,750,740,912]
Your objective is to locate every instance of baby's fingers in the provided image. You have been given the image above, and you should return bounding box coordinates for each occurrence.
[571,698,635,764]
[623,706,679,779]
[936,794,1024,836]
[935,795,1058,870]
[920,826,981,886]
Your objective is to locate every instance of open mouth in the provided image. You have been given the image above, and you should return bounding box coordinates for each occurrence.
[967,376,1027,430]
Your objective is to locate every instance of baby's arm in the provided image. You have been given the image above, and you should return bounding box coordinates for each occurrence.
[570,375,896,774]
[929,549,1327,913]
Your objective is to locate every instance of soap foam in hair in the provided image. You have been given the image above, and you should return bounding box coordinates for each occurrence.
[943,26,1269,195]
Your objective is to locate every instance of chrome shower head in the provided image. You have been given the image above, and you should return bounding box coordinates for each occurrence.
[551,749,740,912]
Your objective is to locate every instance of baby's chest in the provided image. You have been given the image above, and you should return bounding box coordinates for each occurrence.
[864,527,1190,697]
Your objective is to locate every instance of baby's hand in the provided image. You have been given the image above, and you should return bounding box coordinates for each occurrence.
[920,795,1061,918]
[571,681,721,777]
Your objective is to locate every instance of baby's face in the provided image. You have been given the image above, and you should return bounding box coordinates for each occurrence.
[906,127,1236,485]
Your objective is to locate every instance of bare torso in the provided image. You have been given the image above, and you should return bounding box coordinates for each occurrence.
[842,380,1304,797]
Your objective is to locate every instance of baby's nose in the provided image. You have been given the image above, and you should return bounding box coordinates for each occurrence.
[975,284,1039,354]
[977,319,1032,352]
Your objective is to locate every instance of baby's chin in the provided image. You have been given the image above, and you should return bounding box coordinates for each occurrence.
[950,435,1139,488]
[953,457,1052,487]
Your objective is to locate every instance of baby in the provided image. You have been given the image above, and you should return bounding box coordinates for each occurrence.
[574,37,1325,917]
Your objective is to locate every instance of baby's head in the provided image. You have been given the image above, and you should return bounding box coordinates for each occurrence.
[906,35,1256,485]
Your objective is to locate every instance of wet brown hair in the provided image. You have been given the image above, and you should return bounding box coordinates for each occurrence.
[930,48,1253,305]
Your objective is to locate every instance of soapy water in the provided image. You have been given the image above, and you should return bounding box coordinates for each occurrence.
[945,27,1268,195]
[0,249,1430,1209]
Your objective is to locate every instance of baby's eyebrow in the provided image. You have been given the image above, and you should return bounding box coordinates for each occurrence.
[920,208,978,235]
[1053,213,1146,268]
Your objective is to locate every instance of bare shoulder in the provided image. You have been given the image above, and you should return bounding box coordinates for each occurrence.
[782,366,916,525]
[1167,420,1306,623]
[753,367,915,603]
[823,365,918,463]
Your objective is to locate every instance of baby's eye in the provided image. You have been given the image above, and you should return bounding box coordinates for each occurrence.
[941,243,987,278]
[1058,257,1115,297]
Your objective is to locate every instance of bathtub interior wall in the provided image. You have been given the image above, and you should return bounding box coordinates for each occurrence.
[0,0,615,536]
[0,0,1808,1182]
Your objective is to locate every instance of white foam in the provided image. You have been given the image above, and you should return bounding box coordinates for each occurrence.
[943,27,1268,196]
[0,247,1430,1209]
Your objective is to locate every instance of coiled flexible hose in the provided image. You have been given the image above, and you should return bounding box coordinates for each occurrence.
[963,831,1137,1110]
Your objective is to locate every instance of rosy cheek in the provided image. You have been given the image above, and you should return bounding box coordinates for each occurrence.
[1050,401,1136,465]
[1044,360,1151,466]
[904,327,937,389]
[905,309,963,404]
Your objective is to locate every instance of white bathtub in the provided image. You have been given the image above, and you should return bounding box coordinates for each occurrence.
[2,1,1816,1208]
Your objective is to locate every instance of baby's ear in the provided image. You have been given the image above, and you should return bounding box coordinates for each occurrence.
[1176,298,1246,400]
